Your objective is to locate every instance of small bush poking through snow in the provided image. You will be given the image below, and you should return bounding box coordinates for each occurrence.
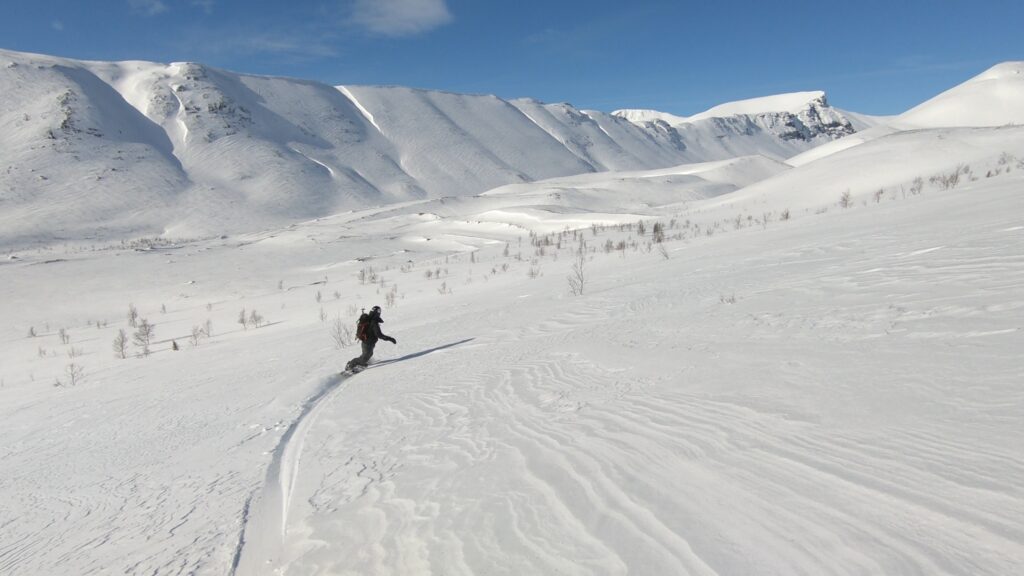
[113,329,128,359]
[328,316,352,350]
[133,319,154,357]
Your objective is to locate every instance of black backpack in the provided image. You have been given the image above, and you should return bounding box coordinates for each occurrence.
[355,313,371,341]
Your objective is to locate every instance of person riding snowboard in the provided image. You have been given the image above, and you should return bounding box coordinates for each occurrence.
[346,305,396,371]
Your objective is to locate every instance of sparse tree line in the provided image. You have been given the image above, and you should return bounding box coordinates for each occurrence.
[23,153,1022,387]
[25,301,224,387]
[833,153,1022,210]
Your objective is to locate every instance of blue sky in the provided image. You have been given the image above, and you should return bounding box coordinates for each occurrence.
[2,0,1022,115]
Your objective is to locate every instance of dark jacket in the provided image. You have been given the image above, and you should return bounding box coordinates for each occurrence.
[366,311,392,344]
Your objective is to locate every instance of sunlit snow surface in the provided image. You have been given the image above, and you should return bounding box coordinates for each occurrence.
[1,57,1024,575]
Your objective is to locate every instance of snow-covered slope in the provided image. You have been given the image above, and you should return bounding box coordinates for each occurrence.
[686,90,833,121]
[0,54,189,243]
[509,99,687,171]
[615,91,861,166]
[3,56,1024,574]
[0,49,860,248]
[899,61,1024,128]
[788,61,1024,167]
[1,118,1022,575]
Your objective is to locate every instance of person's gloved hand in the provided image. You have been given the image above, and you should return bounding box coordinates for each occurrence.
[387,336,397,344]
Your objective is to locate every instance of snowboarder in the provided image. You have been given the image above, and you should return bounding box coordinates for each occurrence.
[345,305,396,372]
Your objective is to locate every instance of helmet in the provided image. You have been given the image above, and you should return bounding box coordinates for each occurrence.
[371,305,381,314]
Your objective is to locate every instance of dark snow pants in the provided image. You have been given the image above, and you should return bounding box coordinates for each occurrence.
[348,340,375,369]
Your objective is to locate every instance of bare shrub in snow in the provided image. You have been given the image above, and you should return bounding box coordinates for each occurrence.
[113,329,128,359]
[328,316,352,350]
[930,164,969,190]
[238,308,248,330]
[568,247,586,296]
[133,319,154,357]
[720,293,737,304]
[127,303,139,328]
[652,222,665,243]
[67,347,83,359]
[190,326,203,348]
[66,363,84,386]
[358,266,378,284]
[839,190,852,209]
[874,189,885,203]
[27,326,36,338]
[930,171,958,190]
[658,243,670,260]
[249,309,264,328]
[58,328,70,345]
[910,177,924,195]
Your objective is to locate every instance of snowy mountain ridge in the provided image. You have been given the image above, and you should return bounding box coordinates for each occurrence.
[615,90,831,123]
[614,90,858,150]
[0,49,859,248]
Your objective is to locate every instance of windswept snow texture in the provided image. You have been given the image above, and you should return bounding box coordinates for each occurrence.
[2,115,1024,574]
[0,49,861,248]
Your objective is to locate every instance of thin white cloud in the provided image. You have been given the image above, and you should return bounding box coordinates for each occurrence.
[192,0,215,14]
[128,0,169,16]
[51,20,65,32]
[350,0,452,37]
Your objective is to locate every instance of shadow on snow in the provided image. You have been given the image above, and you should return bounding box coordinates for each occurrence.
[362,338,475,371]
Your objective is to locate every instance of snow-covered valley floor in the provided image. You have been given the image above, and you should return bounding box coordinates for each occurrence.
[2,164,1023,575]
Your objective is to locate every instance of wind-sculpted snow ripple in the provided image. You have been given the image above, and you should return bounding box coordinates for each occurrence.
[249,257,1024,576]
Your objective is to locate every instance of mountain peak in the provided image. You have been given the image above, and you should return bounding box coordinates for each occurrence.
[968,60,1024,82]
[899,61,1024,128]
[613,91,830,126]
[686,91,828,122]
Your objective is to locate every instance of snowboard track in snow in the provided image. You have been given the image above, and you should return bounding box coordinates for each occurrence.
[230,340,474,575]
[231,372,350,576]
